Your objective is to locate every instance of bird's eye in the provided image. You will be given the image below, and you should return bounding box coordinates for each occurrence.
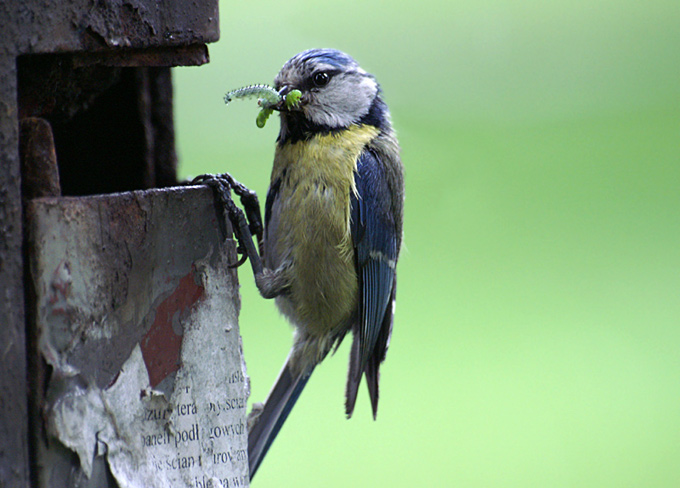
[312,71,330,87]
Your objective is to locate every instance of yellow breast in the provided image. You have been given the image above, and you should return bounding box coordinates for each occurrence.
[270,125,379,338]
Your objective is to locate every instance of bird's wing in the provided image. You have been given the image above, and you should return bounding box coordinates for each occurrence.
[346,147,399,418]
[262,175,282,266]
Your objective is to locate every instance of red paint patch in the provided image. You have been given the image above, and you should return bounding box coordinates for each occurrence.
[140,271,204,387]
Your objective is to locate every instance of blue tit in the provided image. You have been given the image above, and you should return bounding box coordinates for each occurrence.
[246,48,404,478]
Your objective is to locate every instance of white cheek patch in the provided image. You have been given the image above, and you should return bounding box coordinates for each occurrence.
[305,75,378,128]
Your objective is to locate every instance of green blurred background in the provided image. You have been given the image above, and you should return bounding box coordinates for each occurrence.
[174,0,680,486]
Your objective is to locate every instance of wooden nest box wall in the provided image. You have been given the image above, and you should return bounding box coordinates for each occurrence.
[1,2,251,487]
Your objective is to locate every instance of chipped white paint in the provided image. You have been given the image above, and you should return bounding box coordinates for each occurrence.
[29,188,250,487]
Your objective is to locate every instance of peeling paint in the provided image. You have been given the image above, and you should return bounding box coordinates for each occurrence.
[27,187,249,487]
[141,270,204,388]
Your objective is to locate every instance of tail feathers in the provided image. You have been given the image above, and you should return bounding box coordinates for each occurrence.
[364,354,380,419]
[345,332,363,417]
[345,332,381,420]
[248,357,312,479]
[365,288,395,418]
[345,283,396,419]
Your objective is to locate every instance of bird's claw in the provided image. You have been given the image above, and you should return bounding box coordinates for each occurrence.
[192,173,261,268]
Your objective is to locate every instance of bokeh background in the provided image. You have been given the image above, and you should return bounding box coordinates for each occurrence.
[174,1,680,486]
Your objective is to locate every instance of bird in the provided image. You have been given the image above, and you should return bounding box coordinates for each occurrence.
[218,48,404,479]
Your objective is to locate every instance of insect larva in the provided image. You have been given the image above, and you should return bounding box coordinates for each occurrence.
[284,90,302,109]
[256,108,274,128]
[224,84,281,106]
[224,84,302,128]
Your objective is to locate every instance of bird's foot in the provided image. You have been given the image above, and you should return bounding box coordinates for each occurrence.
[192,173,262,268]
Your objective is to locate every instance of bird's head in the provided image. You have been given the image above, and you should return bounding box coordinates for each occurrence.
[273,49,387,143]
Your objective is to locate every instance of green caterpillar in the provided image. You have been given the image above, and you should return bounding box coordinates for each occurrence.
[256,107,274,128]
[224,84,280,107]
[284,90,301,108]
[224,84,302,128]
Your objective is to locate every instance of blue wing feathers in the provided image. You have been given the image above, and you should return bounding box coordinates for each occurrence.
[264,176,282,228]
[346,148,398,417]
